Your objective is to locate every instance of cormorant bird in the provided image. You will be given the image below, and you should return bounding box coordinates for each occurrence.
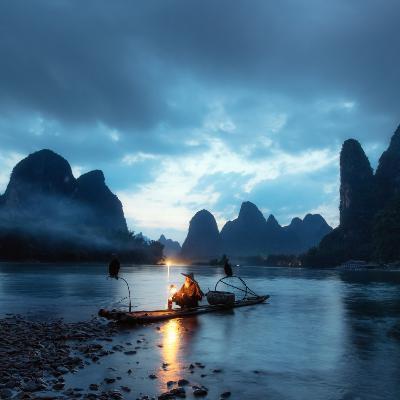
[224,259,233,277]
[108,254,120,279]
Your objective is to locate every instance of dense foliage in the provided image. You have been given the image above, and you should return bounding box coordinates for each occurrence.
[372,196,400,262]
[0,227,164,263]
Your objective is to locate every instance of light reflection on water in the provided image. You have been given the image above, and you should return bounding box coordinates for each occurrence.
[159,319,182,386]
[0,264,399,399]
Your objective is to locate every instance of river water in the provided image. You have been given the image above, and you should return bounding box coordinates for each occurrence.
[0,263,399,399]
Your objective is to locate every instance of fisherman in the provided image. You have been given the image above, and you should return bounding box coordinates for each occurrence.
[172,273,204,308]
[108,253,120,279]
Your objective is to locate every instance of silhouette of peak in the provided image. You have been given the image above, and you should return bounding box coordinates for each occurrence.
[286,214,331,232]
[342,138,361,149]
[181,209,221,259]
[340,137,374,228]
[30,148,62,158]
[238,201,266,223]
[13,148,72,174]
[304,213,324,223]
[5,148,75,200]
[341,138,367,161]
[341,139,372,171]
[266,214,282,230]
[77,170,105,187]
[389,124,400,149]
[192,209,215,222]
[304,214,331,229]
[159,234,180,245]
[375,124,400,206]
[240,201,258,212]
[267,214,280,226]
[159,234,181,257]
[289,217,303,227]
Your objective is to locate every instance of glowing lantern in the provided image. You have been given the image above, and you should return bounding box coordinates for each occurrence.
[168,284,177,310]
[169,284,177,297]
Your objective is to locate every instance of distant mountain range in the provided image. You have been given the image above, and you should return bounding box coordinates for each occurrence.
[179,202,332,261]
[303,124,400,266]
[0,149,162,262]
[158,234,181,258]
[7,123,399,268]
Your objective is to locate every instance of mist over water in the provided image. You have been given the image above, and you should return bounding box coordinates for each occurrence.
[0,264,399,399]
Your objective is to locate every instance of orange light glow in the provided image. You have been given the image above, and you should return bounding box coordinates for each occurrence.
[165,259,186,267]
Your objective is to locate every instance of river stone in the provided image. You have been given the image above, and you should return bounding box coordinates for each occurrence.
[109,390,123,399]
[170,387,186,397]
[57,366,69,374]
[0,388,13,398]
[53,382,65,390]
[22,380,39,392]
[193,386,208,396]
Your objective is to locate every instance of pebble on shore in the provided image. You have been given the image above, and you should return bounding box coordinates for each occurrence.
[0,315,118,399]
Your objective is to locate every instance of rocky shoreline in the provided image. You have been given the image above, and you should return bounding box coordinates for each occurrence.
[0,315,232,400]
[0,315,121,399]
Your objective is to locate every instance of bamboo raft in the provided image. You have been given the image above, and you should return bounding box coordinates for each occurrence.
[99,295,269,324]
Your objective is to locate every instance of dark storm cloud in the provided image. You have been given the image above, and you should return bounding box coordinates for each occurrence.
[0,0,399,138]
[0,1,163,130]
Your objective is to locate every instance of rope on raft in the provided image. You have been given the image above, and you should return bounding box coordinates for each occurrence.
[106,276,133,312]
[214,275,259,300]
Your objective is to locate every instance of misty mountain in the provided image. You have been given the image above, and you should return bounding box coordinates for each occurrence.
[303,124,400,266]
[181,202,332,261]
[375,126,400,208]
[181,210,221,260]
[284,214,334,254]
[220,202,331,257]
[72,170,128,235]
[0,149,162,263]
[158,234,181,258]
[220,202,284,256]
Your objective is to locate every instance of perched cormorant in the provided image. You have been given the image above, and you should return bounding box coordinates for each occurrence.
[224,259,233,277]
[109,254,120,279]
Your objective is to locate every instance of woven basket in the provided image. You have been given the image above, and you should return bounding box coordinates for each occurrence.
[206,291,235,306]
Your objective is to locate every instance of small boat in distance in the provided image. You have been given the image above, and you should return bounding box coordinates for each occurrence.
[99,295,269,325]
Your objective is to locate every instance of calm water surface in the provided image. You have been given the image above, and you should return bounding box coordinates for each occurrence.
[0,263,399,399]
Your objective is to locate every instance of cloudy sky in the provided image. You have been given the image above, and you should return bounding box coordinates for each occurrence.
[0,0,399,243]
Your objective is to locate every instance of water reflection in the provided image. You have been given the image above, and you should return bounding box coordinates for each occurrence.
[163,319,179,361]
[159,317,200,385]
[1,264,400,399]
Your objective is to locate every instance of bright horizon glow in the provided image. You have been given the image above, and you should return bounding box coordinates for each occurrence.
[118,140,340,243]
